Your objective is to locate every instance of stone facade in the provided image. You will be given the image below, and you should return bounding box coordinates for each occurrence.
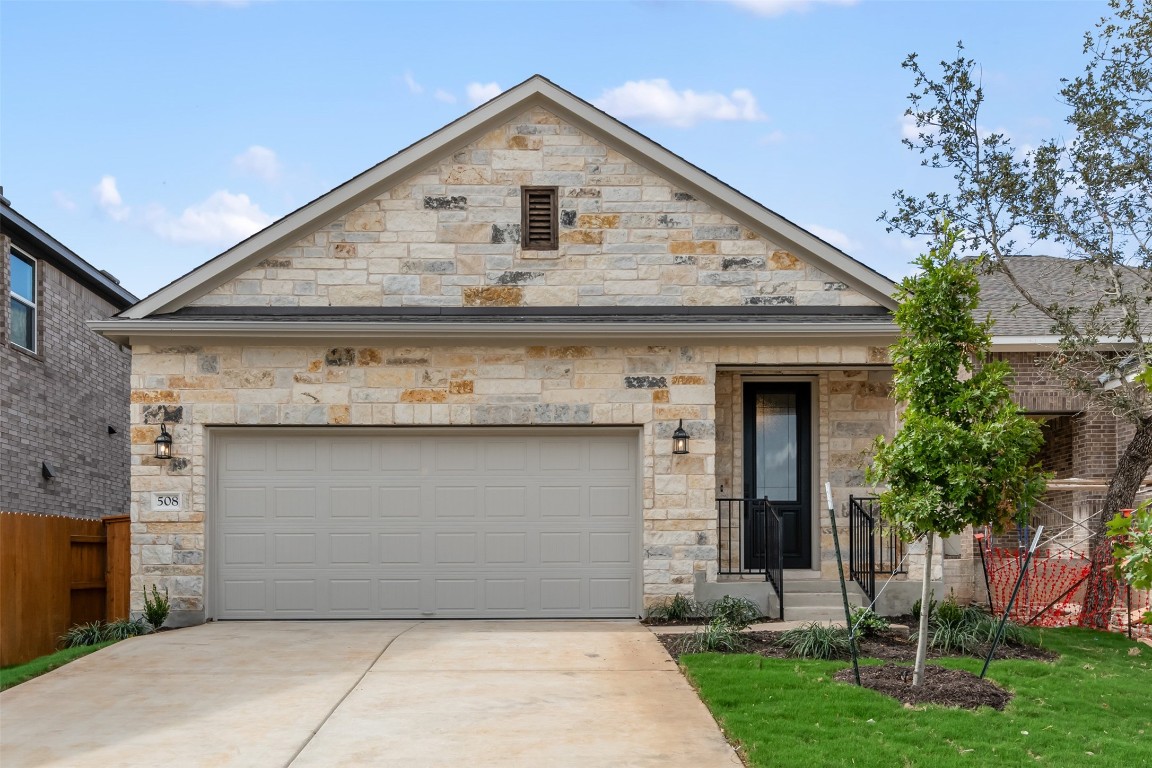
[1,232,133,518]
[189,108,878,310]
[129,341,896,619]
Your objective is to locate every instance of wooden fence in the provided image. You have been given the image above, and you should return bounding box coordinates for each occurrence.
[0,511,130,667]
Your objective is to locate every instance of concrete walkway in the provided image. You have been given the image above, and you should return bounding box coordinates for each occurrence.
[0,621,742,768]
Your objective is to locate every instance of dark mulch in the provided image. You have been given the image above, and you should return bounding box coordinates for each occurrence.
[658,627,1056,710]
[657,628,1056,663]
[832,664,1014,710]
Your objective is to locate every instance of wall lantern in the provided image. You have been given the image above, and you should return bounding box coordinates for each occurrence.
[154,423,173,460]
[672,419,691,455]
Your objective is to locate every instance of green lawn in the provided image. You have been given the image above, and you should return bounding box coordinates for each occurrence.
[0,642,116,691]
[680,628,1151,767]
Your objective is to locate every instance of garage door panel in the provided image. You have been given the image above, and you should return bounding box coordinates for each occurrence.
[540,532,581,564]
[435,579,478,610]
[539,440,583,471]
[330,486,373,518]
[379,579,421,611]
[214,432,639,619]
[435,532,477,564]
[590,578,634,611]
[589,439,632,471]
[380,440,423,472]
[379,532,421,564]
[435,486,479,518]
[273,533,318,565]
[539,486,582,517]
[485,486,527,517]
[590,486,631,517]
[275,442,317,473]
[379,486,421,518]
[330,440,374,472]
[330,533,373,565]
[485,532,527,564]
[435,441,480,471]
[221,580,266,613]
[329,580,373,613]
[273,487,318,518]
[221,487,266,518]
[222,533,266,565]
[273,580,317,612]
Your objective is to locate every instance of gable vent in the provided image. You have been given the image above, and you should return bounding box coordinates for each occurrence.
[521,186,558,250]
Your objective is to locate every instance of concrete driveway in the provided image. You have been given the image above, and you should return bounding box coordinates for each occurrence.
[0,621,742,767]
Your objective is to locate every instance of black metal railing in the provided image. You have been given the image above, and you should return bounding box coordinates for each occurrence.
[717,498,783,619]
[848,495,905,602]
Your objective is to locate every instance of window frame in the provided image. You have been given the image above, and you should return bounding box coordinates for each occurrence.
[520,186,559,251]
[9,247,38,354]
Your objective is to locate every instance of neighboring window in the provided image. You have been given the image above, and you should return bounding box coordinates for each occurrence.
[9,249,37,353]
[521,186,558,250]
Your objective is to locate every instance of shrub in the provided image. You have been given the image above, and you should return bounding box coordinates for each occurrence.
[912,596,938,623]
[849,605,890,638]
[646,593,699,623]
[704,595,762,630]
[103,617,152,641]
[778,622,850,660]
[143,584,171,630]
[59,622,108,649]
[676,618,748,654]
[59,617,153,648]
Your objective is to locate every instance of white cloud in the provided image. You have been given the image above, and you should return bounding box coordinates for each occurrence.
[402,71,423,94]
[434,88,457,104]
[466,82,502,105]
[900,113,921,141]
[233,145,281,182]
[758,130,786,145]
[93,175,130,221]
[807,224,861,254]
[147,190,273,245]
[723,0,857,17]
[594,79,766,127]
[53,191,77,212]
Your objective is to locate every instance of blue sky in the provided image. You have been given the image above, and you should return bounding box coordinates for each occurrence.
[1,0,1104,299]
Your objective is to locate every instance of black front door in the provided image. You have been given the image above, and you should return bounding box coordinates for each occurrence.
[743,382,812,570]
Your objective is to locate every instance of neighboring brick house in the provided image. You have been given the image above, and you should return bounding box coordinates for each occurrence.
[95,76,919,626]
[1,192,137,518]
[976,256,1150,567]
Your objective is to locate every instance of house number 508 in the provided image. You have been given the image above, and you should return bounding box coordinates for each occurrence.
[150,493,184,512]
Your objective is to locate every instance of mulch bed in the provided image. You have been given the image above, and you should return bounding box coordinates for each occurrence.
[833,664,1014,710]
[658,628,1057,711]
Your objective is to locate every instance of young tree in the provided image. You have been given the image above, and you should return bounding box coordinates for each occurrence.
[867,225,1047,686]
[882,0,1152,535]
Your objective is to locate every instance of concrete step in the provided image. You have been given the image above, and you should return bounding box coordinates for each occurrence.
[782,592,861,608]
[782,579,867,594]
[781,606,852,623]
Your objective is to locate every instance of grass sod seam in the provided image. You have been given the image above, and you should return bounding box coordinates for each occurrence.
[677,628,1151,768]
[0,641,117,691]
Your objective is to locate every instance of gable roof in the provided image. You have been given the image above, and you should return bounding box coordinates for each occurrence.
[979,255,1151,340]
[2,195,137,309]
[122,75,897,319]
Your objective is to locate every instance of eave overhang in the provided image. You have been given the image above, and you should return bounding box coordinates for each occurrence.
[90,318,898,347]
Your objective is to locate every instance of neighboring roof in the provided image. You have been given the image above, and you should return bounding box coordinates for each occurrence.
[1,196,138,310]
[120,74,898,320]
[979,255,1151,339]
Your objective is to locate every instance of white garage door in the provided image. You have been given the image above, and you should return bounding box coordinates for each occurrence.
[211,430,640,619]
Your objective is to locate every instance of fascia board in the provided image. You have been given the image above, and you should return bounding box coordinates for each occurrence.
[125,76,898,319]
[89,318,898,347]
[990,335,1133,351]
